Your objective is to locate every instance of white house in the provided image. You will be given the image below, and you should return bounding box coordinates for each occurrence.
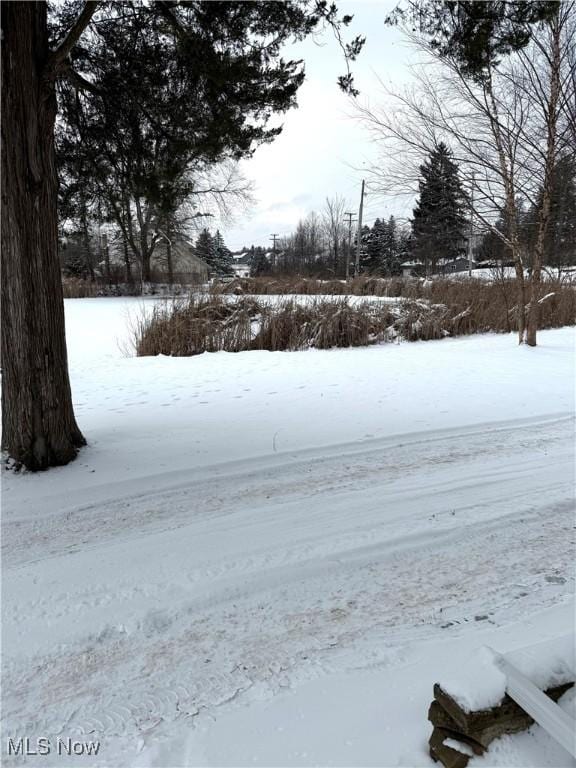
[232,263,250,278]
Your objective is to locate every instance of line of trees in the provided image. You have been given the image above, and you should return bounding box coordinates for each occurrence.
[243,196,411,278]
[245,132,574,281]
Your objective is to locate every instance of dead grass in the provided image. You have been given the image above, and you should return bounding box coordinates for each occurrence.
[134,296,398,356]
[134,279,575,357]
[62,278,100,298]
[253,300,390,351]
[219,276,410,297]
[134,296,259,357]
[424,278,576,335]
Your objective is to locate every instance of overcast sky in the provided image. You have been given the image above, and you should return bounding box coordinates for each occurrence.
[223,0,417,251]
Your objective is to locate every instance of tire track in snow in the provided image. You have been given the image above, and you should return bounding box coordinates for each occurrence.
[2,417,574,765]
[3,415,573,569]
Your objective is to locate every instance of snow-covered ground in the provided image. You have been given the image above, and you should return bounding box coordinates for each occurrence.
[454,266,576,282]
[2,297,575,767]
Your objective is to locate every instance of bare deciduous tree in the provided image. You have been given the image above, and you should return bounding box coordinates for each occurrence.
[356,2,575,345]
[322,196,348,275]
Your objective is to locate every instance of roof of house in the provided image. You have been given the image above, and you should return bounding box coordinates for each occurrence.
[154,239,210,272]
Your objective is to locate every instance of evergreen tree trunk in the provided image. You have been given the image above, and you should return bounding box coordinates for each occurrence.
[1,2,86,470]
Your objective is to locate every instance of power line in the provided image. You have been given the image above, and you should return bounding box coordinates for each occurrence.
[270,233,280,267]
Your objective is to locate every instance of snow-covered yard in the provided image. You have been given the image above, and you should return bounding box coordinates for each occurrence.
[2,297,575,767]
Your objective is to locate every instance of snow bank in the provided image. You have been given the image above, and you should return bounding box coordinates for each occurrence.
[440,635,575,712]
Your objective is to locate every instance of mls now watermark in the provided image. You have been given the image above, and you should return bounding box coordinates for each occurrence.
[6,737,101,757]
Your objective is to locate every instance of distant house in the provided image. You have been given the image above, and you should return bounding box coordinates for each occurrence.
[400,257,477,277]
[152,238,209,283]
[230,251,252,277]
[439,257,477,274]
[400,261,422,278]
[233,251,252,264]
[232,263,250,278]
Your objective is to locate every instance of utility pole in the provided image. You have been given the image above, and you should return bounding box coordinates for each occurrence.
[468,173,475,277]
[270,233,279,269]
[344,212,357,280]
[355,180,365,277]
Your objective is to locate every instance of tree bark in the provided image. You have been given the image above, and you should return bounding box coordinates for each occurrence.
[526,15,562,347]
[122,237,133,284]
[483,76,527,344]
[1,2,86,470]
[509,230,526,345]
[141,250,152,282]
[134,196,153,281]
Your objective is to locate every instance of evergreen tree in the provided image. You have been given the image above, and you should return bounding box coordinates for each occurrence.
[194,229,216,274]
[381,216,401,276]
[213,231,234,276]
[391,2,558,84]
[411,143,468,274]
[361,216,402,276]
[397,228,412,267]
[250,250,270,277]
[356,225,372,273]
[363,218,386,273]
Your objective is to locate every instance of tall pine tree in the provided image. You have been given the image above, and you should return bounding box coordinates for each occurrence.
[411,143,467,274]
[213,231,234,277]
[363,218,386,273]
[194,229,216,275]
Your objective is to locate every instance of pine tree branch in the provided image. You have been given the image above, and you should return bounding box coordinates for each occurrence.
[155,1,186,40]
[62,65,102,95]
[48,2,100,71]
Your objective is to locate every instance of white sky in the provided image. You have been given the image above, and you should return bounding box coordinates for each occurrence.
[223,0,417,251]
